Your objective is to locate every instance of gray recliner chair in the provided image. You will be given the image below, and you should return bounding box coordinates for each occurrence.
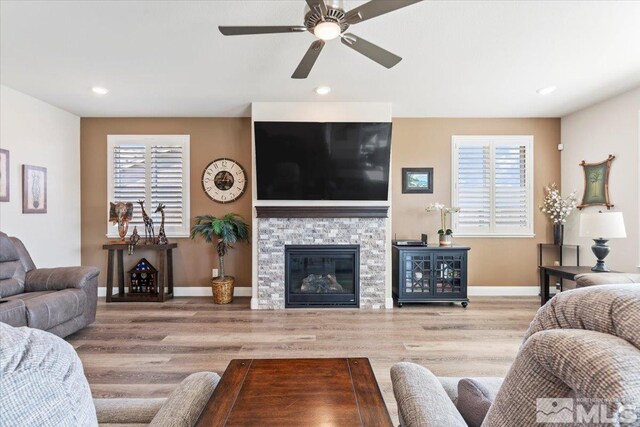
[0,231,99,337]
[391,283,640,426]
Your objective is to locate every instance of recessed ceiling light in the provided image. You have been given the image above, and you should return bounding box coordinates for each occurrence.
[314,86,331,95]
[91,86,109,95]
[536,86,557,95]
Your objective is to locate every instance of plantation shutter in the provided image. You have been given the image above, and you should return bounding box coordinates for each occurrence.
[108,135,190,237]
[494,143,529,231]
[452,136,533,236]
[112,144,146,227]
[151,144,185,228]
[455,143,491,231]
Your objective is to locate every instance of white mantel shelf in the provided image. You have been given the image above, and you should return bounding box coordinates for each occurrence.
[255,206,389,218]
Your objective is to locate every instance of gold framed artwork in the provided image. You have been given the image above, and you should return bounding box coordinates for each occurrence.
[0,149,9,202]
[577,154,614,210]
[22,165,47,214]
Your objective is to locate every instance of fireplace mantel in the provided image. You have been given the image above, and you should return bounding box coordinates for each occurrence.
[255,206,389,219]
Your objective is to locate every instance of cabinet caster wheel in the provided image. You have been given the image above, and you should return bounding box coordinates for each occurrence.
[398,302,403,308]
[461,302,468,308]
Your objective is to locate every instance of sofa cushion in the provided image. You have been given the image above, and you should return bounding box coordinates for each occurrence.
[21,289,87,330]
[6,290,56,301]
[8,236,36,272]
[575,272,640,287]
[456,378,500,427]
[0,299,27,327]
[0,322,98,426]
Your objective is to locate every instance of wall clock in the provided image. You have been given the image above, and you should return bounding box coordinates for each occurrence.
[202,158,247,204]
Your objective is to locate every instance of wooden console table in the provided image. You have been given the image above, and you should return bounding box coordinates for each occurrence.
[102,242,176,302]
[196,358,392,427]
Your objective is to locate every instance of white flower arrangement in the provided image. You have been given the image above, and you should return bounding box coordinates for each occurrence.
[539,183,578,225]
[426,202,461,235]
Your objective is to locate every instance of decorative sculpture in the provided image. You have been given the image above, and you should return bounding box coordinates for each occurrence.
[137,200,155,244]
[109,202,134,241]
[155,203,168,245]
[128,226,140,255]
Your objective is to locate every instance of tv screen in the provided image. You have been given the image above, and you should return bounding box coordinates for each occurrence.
[254,121,392,201]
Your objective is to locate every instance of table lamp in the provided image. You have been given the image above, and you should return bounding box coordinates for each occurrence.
[579,211,626,272]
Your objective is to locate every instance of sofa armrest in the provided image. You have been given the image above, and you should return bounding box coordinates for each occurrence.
[94,398,166,425]
[575,273,640,287]
[25,266,100,292]
[149,372,220,427]
[391,362,467,427]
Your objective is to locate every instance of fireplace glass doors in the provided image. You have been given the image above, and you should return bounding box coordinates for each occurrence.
[285,245,360,308]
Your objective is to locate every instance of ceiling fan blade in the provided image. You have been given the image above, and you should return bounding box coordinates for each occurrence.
[218,26,306,36]
[292,40,325,79]
[340,33,401,68]
[306,0,328,16]
[345,0,423,24]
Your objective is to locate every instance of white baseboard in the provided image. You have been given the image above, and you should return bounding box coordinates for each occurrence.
[98,286,537,299]
[468,286,539,296]
[97,286,252,297]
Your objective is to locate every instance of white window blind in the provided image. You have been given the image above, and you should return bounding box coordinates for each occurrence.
[452,136,533,237]
[107,135,190,237]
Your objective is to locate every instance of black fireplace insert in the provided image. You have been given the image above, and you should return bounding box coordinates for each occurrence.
[285,245,360,308]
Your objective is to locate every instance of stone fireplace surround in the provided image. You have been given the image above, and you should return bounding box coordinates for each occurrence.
[255,210,388,310]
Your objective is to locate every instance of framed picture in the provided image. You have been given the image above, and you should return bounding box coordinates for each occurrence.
[578,155,614,210]
[0,149,8,202]
[402,168,433,194]
[22,165,47,214]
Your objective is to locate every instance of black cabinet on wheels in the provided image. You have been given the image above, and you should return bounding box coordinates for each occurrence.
[392,245,470,307]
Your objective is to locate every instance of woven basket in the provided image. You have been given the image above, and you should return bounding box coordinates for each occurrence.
[211,277,234,304]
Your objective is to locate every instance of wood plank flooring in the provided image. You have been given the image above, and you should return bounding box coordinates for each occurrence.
[68,296,539,421]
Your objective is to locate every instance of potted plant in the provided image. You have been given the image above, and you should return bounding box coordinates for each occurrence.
[190,213,250,304]
[426,202,460,246]
[539,183,578,245]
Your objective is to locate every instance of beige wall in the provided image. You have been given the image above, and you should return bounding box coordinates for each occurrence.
[80,118,252,288]
[391,118,561,286]
[81,116,560,290]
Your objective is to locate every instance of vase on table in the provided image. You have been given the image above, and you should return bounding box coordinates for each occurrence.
[553,223,564,245]
[439,234,452,246]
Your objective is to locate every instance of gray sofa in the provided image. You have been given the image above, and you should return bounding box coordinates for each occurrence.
[391,282,640,426]
[0,231,99,337]
[0,322,220,426]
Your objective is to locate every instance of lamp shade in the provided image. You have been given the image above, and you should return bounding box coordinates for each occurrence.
[579,212,627,238]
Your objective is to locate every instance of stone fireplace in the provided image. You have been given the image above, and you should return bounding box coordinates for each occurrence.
[254,209,388,309]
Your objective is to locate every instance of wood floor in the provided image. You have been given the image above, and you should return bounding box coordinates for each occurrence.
[68,296,539,421]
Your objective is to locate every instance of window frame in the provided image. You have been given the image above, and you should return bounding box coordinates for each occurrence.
[106,134,191,238]
[451,135,534,238]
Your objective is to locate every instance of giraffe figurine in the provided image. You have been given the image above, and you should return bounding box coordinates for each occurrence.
[137,200,155,244]
[154,203,168,245]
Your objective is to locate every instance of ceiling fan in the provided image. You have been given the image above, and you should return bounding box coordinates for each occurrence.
[219,0,423,79]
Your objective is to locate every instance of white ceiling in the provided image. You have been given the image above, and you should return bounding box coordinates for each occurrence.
[1,1,639,118]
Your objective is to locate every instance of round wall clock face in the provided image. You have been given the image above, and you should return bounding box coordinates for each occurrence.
[202,158,247,204]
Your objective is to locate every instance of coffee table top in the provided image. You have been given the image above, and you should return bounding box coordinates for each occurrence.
[195,358,392,427]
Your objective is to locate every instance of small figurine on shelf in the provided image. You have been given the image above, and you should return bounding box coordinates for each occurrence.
[127,226,140,255]
[137,200,155,244]
[155,203,168,245]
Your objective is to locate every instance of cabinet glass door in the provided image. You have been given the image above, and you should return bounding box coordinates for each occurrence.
[402,252,432,297]
[434,252,465,296]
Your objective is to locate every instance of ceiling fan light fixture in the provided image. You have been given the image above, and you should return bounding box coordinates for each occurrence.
[314,21,341,41]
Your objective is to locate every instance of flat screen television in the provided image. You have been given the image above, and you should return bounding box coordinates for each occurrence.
[254,121,392,201]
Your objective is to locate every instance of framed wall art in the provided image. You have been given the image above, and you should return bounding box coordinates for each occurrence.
[578,154,614,210]
[0,149,9,202]
[22,165,47,213]
[402,167,433,194]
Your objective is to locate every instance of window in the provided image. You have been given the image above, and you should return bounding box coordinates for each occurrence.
[107,135,190,237]
[452,135,534,237]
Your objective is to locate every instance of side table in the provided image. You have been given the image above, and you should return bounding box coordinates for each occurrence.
[103,242,177,302]
[539,265,618,306]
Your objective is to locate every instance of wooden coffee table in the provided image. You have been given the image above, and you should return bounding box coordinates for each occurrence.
[195,358,392,426]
